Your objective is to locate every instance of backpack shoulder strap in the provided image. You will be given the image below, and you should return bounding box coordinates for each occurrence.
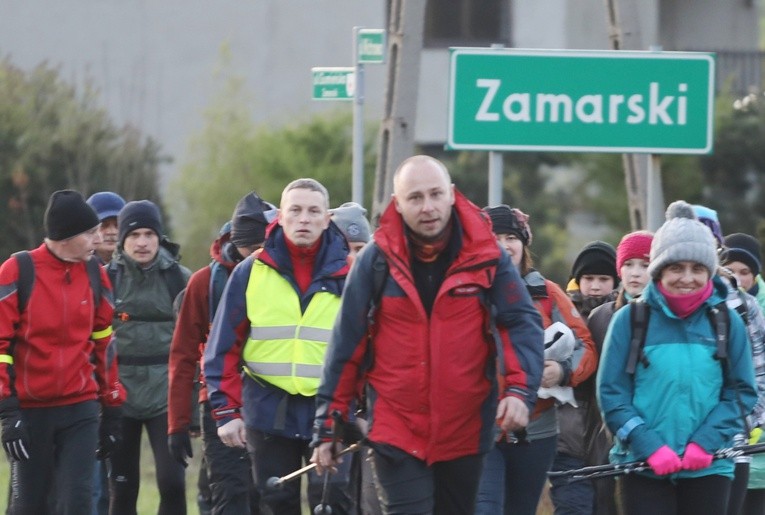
[208,261,230,322]
[360,245,389,374]
[708,300,729,360]
[106,261,121,296]
[626,300,651,374]
[85,258,103,307]
[366,244,389,326]
[161,262,188,304]
[11,251,34,314]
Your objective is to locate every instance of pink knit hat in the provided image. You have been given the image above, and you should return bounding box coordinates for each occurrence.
[616,230,654,278]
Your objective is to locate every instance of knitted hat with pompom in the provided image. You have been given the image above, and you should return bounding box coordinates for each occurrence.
[647,200,718,279]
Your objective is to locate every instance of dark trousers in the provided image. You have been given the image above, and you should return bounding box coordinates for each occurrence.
[549,453,595,515]
[108,412,186,515]
[8,401,99,515]
[349,446,383,515]
[201,402,260,514]
[475,435,557,515]
[728,462,750,515]
[621,472,731,515]
[246,428,352,515]
[743,488,765,515]
[370,444,485,515]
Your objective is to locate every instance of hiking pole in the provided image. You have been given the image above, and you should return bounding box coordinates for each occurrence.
[266,411,365,492]
[265,442,361,490]
[548,442,765,484]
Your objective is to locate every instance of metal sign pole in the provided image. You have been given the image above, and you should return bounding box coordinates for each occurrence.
[352,26,365,205]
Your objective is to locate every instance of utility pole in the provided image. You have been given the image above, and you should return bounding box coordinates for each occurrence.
[604,0,665,230]
[371,0,426,225]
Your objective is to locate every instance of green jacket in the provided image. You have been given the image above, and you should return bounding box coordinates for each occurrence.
[110,244,190,419]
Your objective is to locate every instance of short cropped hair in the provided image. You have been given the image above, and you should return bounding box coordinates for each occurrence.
[280,178,330,210]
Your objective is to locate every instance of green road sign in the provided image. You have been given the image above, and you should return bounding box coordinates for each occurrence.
[448,48,715,154]
[312,67,355,101]
[358,29,386,64]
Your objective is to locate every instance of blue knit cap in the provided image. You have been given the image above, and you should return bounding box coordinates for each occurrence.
[87,191,126,222]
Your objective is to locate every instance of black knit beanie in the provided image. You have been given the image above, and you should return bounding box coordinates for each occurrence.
[483,205,531,246]
[118,200,163,245]
[722,233,762,277]
[44,189,100,241]
[230,192,276,248]
[571,240,619,286]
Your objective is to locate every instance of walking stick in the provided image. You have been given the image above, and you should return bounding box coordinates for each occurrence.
[547,442,765,483]
[265,441,362,490]
[266,411,365,493]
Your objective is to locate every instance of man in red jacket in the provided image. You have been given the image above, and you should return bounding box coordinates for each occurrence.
[312,156,544,514]
[0,189,125,514]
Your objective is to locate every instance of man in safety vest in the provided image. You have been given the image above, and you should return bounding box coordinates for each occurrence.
[204,178,352,515]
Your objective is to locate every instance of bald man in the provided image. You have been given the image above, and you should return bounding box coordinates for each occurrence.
[312,156,544,515]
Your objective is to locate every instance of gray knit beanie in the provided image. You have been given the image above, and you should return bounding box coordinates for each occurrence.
[648,200,719,279]
[330,202,371,244]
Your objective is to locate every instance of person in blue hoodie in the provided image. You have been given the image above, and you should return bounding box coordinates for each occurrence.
[597,200,757,515]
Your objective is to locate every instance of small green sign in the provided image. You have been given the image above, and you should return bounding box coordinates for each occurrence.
[448,48,715,154]
[358,29,386,64]
[312,67,355,101]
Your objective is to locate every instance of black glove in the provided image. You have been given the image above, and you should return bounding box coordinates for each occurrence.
[0,397,30,461]
[168,432,193,468]
[331,411,366,445]
[97,406,123,460]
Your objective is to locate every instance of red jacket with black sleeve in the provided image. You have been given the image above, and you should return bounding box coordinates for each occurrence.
[314,191,544,464]
[0,244,125,408]
[167,232,240,435]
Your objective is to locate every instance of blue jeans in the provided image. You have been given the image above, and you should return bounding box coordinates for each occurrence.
[549,453,595,515]
[475,435,557,515]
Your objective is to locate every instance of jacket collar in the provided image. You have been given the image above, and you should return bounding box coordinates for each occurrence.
[258,222,349,280]
[374,188,500,274]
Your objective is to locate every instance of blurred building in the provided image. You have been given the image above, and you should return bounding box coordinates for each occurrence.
[0,0,759,184]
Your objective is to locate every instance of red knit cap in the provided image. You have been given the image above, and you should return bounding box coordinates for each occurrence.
[616,230,654,278]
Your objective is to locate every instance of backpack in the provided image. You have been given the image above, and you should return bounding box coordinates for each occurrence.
[13,251,103,314]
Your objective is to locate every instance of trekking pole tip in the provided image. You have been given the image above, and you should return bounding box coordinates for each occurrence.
[266,476,283,490]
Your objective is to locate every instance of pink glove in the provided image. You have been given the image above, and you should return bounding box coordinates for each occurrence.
[681,442,713,471]
[646,445,682,475]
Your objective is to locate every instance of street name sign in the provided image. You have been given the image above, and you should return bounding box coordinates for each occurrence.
[312,67,355,100]
[357,29,386,64]
[447,48,716,154]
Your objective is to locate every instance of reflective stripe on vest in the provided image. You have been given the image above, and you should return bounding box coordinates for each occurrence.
[242,260,340,396]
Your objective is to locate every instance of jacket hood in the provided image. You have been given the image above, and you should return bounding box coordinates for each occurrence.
[209,225,240,271]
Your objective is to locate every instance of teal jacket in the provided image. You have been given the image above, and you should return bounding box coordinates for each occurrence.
[597,276,757,479]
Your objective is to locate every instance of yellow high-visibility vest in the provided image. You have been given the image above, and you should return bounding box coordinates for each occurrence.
[242,260,340,396]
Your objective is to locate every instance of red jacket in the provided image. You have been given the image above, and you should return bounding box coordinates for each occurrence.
[315,191,544,464]
[0,244,124,408]
[167,233,238,434]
